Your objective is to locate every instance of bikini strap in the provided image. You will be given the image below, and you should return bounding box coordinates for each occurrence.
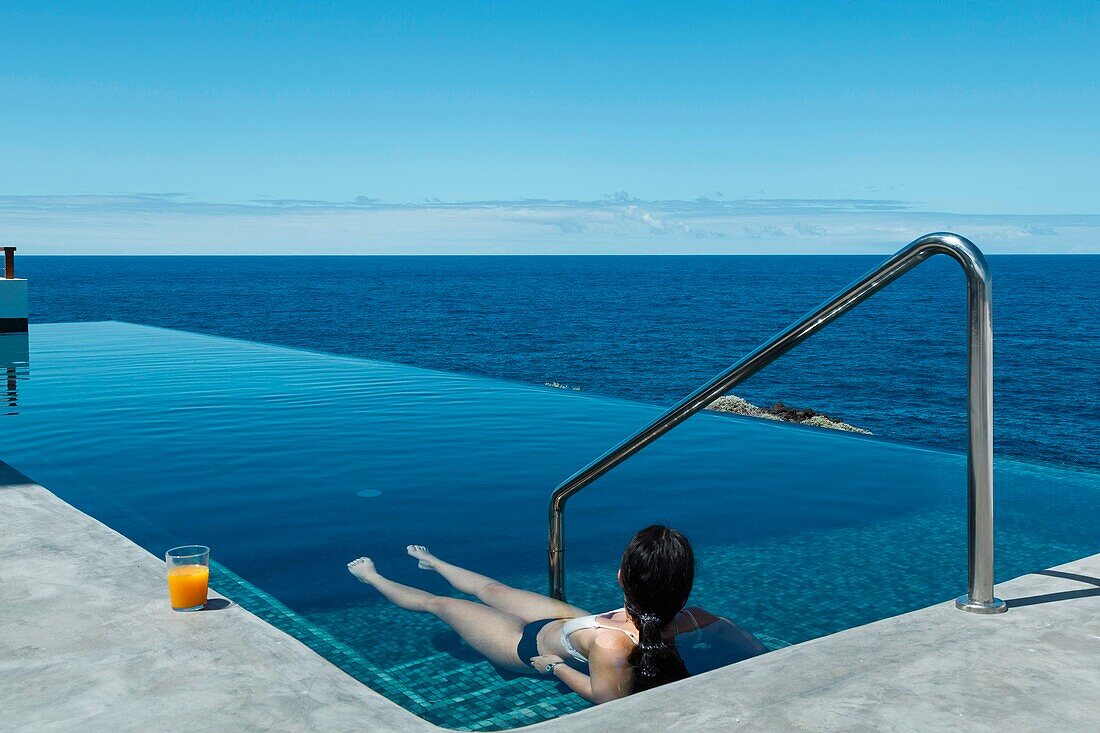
[593,611,638,642]
[680,608,704,644]
[681,608,702,632]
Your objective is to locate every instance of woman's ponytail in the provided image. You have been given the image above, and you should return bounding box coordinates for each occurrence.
[619,526,694,693]
[626,606,689,691]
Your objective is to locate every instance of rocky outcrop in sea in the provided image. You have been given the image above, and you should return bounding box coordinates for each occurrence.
[706,395,871,434]
[545,380,870,434]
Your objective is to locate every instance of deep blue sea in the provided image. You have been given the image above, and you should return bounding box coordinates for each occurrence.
[18,254,1100,469]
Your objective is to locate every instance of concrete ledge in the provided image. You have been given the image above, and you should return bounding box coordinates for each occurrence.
[2,461,1098,732]
[532,555,1100,732]
[0,466,434,733]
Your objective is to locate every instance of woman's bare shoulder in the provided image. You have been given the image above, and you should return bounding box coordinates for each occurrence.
[590,627,637,662]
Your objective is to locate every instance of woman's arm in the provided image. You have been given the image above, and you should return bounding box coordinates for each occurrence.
[531,655,607,703]
[712,617,768,656]
[552,662,603,702]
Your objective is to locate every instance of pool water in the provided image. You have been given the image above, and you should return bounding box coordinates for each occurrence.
[2,322,1097,730]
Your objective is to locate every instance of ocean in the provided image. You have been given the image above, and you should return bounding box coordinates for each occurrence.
[18,253,1099,470]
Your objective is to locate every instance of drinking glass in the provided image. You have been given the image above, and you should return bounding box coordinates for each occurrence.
[166,545,210,611]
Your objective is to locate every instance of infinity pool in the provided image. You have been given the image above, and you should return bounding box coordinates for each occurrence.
[2,322,1098,730]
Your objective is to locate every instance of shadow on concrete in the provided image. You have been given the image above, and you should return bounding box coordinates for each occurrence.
[196,598,234,611]
[1004,570,1100,609]
[1039,570,1100,586]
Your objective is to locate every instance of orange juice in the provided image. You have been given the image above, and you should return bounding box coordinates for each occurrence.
[167,564,209,609]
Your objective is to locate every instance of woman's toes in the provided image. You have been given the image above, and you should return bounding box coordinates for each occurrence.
[347,556,377,582]
[406,545,435,569]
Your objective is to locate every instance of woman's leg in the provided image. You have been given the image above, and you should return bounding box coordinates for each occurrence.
[406,545,590,621]
[348,557,530,672]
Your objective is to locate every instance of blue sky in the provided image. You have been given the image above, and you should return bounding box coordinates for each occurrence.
[2,2,1098,253]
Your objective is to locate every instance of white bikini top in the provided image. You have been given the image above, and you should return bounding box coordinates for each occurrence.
[559,607,703,664]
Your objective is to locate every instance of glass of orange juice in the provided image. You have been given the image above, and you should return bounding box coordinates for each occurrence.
[166,545,210,612]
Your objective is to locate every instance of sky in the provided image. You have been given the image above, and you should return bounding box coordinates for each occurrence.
[1,1,1098,254]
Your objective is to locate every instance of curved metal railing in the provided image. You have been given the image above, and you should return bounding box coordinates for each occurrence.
[548,232,1006,614]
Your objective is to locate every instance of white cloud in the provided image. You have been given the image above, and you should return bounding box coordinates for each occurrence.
[0,193,1096,254]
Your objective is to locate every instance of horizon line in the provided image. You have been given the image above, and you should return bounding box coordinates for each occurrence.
[17,250,1099,257]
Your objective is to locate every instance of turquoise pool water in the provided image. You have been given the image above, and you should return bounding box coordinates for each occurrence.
[2,321,1098,730]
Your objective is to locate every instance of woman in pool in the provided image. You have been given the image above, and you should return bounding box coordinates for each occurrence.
[347,524,765,703]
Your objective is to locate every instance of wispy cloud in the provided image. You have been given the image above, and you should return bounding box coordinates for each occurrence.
[1022,225,1058,236]
[0,193,1097,254]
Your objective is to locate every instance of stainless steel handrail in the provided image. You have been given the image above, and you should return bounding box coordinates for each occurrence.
[548,232,1006,614]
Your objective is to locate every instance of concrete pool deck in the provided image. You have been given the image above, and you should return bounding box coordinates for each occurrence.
[2,462,1098,732]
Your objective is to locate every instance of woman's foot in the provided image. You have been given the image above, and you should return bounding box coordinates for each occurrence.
[406,544,437,570]
[347,557,378,584]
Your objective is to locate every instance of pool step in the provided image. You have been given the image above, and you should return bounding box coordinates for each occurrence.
[208,563,434,712]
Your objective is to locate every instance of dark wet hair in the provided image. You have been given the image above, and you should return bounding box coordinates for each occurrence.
[619,525,693,693]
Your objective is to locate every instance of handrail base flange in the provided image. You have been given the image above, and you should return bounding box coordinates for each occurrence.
[955,595,1008,614]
